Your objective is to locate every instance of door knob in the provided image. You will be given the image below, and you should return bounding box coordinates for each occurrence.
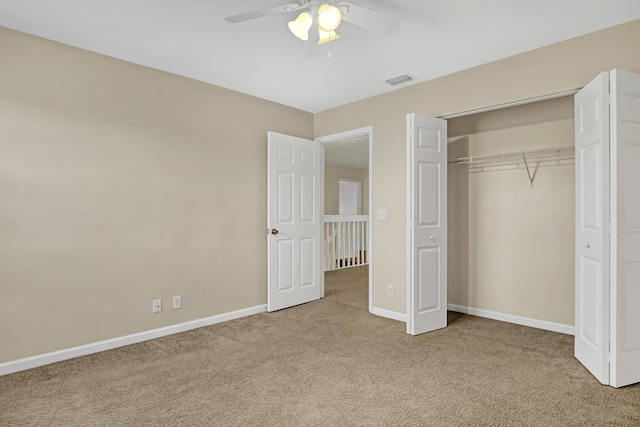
[429,235,435,240]
[271,229,279,235]
[586,242,590,249]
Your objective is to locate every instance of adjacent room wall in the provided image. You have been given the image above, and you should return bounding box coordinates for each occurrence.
[0,28,313,363]
[314,19,640,319]
[324,164,369,215]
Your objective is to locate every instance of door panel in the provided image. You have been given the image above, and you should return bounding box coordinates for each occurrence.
[610,69,640,388]
[580,143,600,228]
[301,174,315,222]
[418,247,440,312]
[268,132,323,312]
[300,237,315,287]
[277,239,294,291]
[575,72,610,385]
[418,162,440,226]
[579,257,600,347]
[407,113,447,335]
[278,172,294,222]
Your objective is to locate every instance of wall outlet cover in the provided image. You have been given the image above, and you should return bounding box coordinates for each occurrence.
[173,295,182,310]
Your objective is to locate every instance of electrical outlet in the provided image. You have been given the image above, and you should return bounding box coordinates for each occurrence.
[387,284,394,297]
[173,295,182,310]
[153,299,162,313]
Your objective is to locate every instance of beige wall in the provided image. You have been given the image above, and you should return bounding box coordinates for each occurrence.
[0,28,313,363]
[314,19,640,317]
[448,97,575,326]
[324,164,369,215]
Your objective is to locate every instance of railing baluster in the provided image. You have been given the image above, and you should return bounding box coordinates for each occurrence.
[356,221,361,265]
[332,222,337,269]
[325,223,330,271]
[323,215,369,271]
[361,220,364,264]
[338,221,343,268]
[348,221,352,266]
[359,221,362,264]
[352,222,357,265]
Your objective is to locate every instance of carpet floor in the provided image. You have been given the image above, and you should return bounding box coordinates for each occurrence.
[324,265,368,310]
[1,298,639,426]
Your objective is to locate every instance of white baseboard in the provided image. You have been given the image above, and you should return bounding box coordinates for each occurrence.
[370,306,407,322]
[448,304,574,336]
[0,304,267,376]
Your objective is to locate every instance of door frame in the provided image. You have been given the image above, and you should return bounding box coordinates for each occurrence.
[316,126,374,312]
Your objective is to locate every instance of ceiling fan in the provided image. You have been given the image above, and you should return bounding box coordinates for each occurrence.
[225,0,400,55]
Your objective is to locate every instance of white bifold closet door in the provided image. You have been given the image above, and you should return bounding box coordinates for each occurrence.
[406,113,448,336]
[575,69,640,388]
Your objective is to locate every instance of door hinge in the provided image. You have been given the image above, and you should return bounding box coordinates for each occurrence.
[608,223,612,234]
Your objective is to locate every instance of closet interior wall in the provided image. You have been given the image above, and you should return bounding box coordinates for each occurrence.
[448,96,575,327]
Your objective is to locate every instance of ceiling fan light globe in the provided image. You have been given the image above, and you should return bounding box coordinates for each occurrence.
[318,29,340,45]
[317,4,342,32]
[288,12,312,41]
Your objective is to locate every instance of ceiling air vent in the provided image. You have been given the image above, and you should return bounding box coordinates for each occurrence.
[384,74,414,86]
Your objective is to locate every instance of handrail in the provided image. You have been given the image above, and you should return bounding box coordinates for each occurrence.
[324,214,369,222]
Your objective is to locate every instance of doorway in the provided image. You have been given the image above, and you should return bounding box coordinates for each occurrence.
[316,127,373,312]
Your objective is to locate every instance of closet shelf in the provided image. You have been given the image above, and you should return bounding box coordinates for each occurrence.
[449,146,574,169]
[448,145,575,185]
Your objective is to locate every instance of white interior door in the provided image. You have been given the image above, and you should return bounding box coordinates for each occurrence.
[406,113,447,335]
[339,179,362,215]
[610,69,640,388]
[574,72,610,385]
[267,132,323,312]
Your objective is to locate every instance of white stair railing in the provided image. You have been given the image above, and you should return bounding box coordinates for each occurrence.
[324,215,369,271]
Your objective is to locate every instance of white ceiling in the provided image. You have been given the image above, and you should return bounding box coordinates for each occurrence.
[1,1,640,113]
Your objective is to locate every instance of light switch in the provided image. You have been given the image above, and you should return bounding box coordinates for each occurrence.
[376,209,387,220]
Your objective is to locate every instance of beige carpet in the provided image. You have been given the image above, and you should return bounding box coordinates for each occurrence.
[324,265,368,310]
[1,299,639,426]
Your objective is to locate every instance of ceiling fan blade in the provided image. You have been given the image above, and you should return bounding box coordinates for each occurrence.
[338,1,400,36]
[225,3,305,23]
[303,28,321,57]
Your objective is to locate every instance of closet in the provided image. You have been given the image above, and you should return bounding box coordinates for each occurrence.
[446,95,576,332]
[575,69,640,388]
[442,68,640,388]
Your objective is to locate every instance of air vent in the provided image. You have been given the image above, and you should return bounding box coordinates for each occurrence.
[384,74,414,86]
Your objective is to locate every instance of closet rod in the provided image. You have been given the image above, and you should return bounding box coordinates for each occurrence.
[439,89,580,120]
